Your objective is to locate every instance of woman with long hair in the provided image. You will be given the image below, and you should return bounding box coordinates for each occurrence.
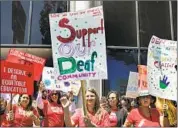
[3,94,40,127]
[100,91,120,127]
[36,81,64,127]
[124,94,170,127]
[61,88,111,127]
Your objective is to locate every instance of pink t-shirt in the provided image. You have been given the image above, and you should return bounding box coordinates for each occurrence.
[7,105,39,127]
[71,108,111,127]
[126,108,161,127]
[42,101,64,127]
[109,111,118,127]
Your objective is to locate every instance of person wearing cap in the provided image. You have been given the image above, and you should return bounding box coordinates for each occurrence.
[36,81,64,127]
[123,93,170,127]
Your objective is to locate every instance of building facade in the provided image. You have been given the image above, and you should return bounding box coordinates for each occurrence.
[1,1,177,103]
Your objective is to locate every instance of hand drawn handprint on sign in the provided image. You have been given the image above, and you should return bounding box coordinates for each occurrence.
[160,75,170,89]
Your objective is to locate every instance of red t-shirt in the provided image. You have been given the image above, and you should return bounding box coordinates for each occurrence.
[42,101,64,127]
[126,108,161,127]
[71,108,111,127]
[2,105,39,127]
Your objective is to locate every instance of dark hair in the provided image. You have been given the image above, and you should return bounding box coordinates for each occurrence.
[107,91,120,107]
[18,94,33,111]
[86,88,100,113]
[120,96,130,104]
[136,95,154,107]
[48,90,61,104]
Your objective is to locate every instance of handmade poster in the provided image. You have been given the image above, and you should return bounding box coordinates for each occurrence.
[0,60,34,95]
[6,49,46,81]
[125,72,138,98]
[137,65,149,96]
[42,67,56,90]
[147,35,177,101]
[42,67,81,96]
[49,6,108,81]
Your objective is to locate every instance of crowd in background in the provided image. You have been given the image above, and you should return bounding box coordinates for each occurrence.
[0,81,177,127]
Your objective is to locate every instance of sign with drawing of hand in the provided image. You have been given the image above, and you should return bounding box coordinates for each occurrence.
[147,35,177,101]
[49,6,108,81]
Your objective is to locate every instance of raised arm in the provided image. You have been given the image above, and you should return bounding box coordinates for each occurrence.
[36,81,45,109]
[60,96,75,127]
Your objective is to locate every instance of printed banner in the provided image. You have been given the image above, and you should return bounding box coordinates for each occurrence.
[42,67,81,96]
[49,6,108,81]
[125,72,138,98]
[0,60,34,95]
[6,49,46,81]
[138,65,149,96]
[147,35,177,101]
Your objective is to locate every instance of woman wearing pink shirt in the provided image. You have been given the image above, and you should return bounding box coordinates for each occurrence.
[36,82,64,127]
[124,94,170,127]
[106,91,121,127]
[4,94,40,127]
[61,88,111,127]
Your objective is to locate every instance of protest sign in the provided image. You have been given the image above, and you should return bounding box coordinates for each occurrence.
[0,60,34,95]
[49,6,108,81]
[42,67,81,96]
[6,49,46,81]
[147,35,177,101]
[138,65,149,96]
[125,72,138,98]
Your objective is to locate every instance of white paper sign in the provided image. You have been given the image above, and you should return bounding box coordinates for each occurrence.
[147,35,177,101]
[125,72,139,98]
[42,67,56,90]
[49,6,108,81]
[42,67,81,96]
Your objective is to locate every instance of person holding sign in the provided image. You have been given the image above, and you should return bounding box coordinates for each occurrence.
[3,94,40,127]
[60,88,111,127]
[123,94,170,127]
[36,81,64,127]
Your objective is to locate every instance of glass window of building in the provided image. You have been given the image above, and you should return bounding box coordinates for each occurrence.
[103,49,138,96]
[103,1,137,46]
[138,1,171,47]
[140,50,148,65]
[1,1,30,44]
[30,1,67,45]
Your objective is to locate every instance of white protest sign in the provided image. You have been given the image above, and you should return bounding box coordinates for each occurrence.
[42,67,56,90]
[125,72,138,98]
[147,35,177,101]
[49,6,108,81]
[42,67,81,96]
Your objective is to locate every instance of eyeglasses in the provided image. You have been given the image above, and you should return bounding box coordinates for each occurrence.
[22,97,29,100]
[108,97,117,100]
[52,93,58,96]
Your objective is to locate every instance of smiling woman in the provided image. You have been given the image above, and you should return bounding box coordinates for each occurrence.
[2,94,40,127]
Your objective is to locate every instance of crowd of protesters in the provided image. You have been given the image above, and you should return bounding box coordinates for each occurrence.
[0,81,177,127]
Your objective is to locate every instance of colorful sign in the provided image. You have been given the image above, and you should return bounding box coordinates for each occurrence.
[6,49,46,81]
[49,6,108,81]
[125,72,138,98]
[138,65,149,96]
[42,67,81,96]
[147,35,177,101]
[0,60,34,95]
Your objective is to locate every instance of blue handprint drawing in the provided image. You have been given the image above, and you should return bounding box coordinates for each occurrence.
[160,75,170,89]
